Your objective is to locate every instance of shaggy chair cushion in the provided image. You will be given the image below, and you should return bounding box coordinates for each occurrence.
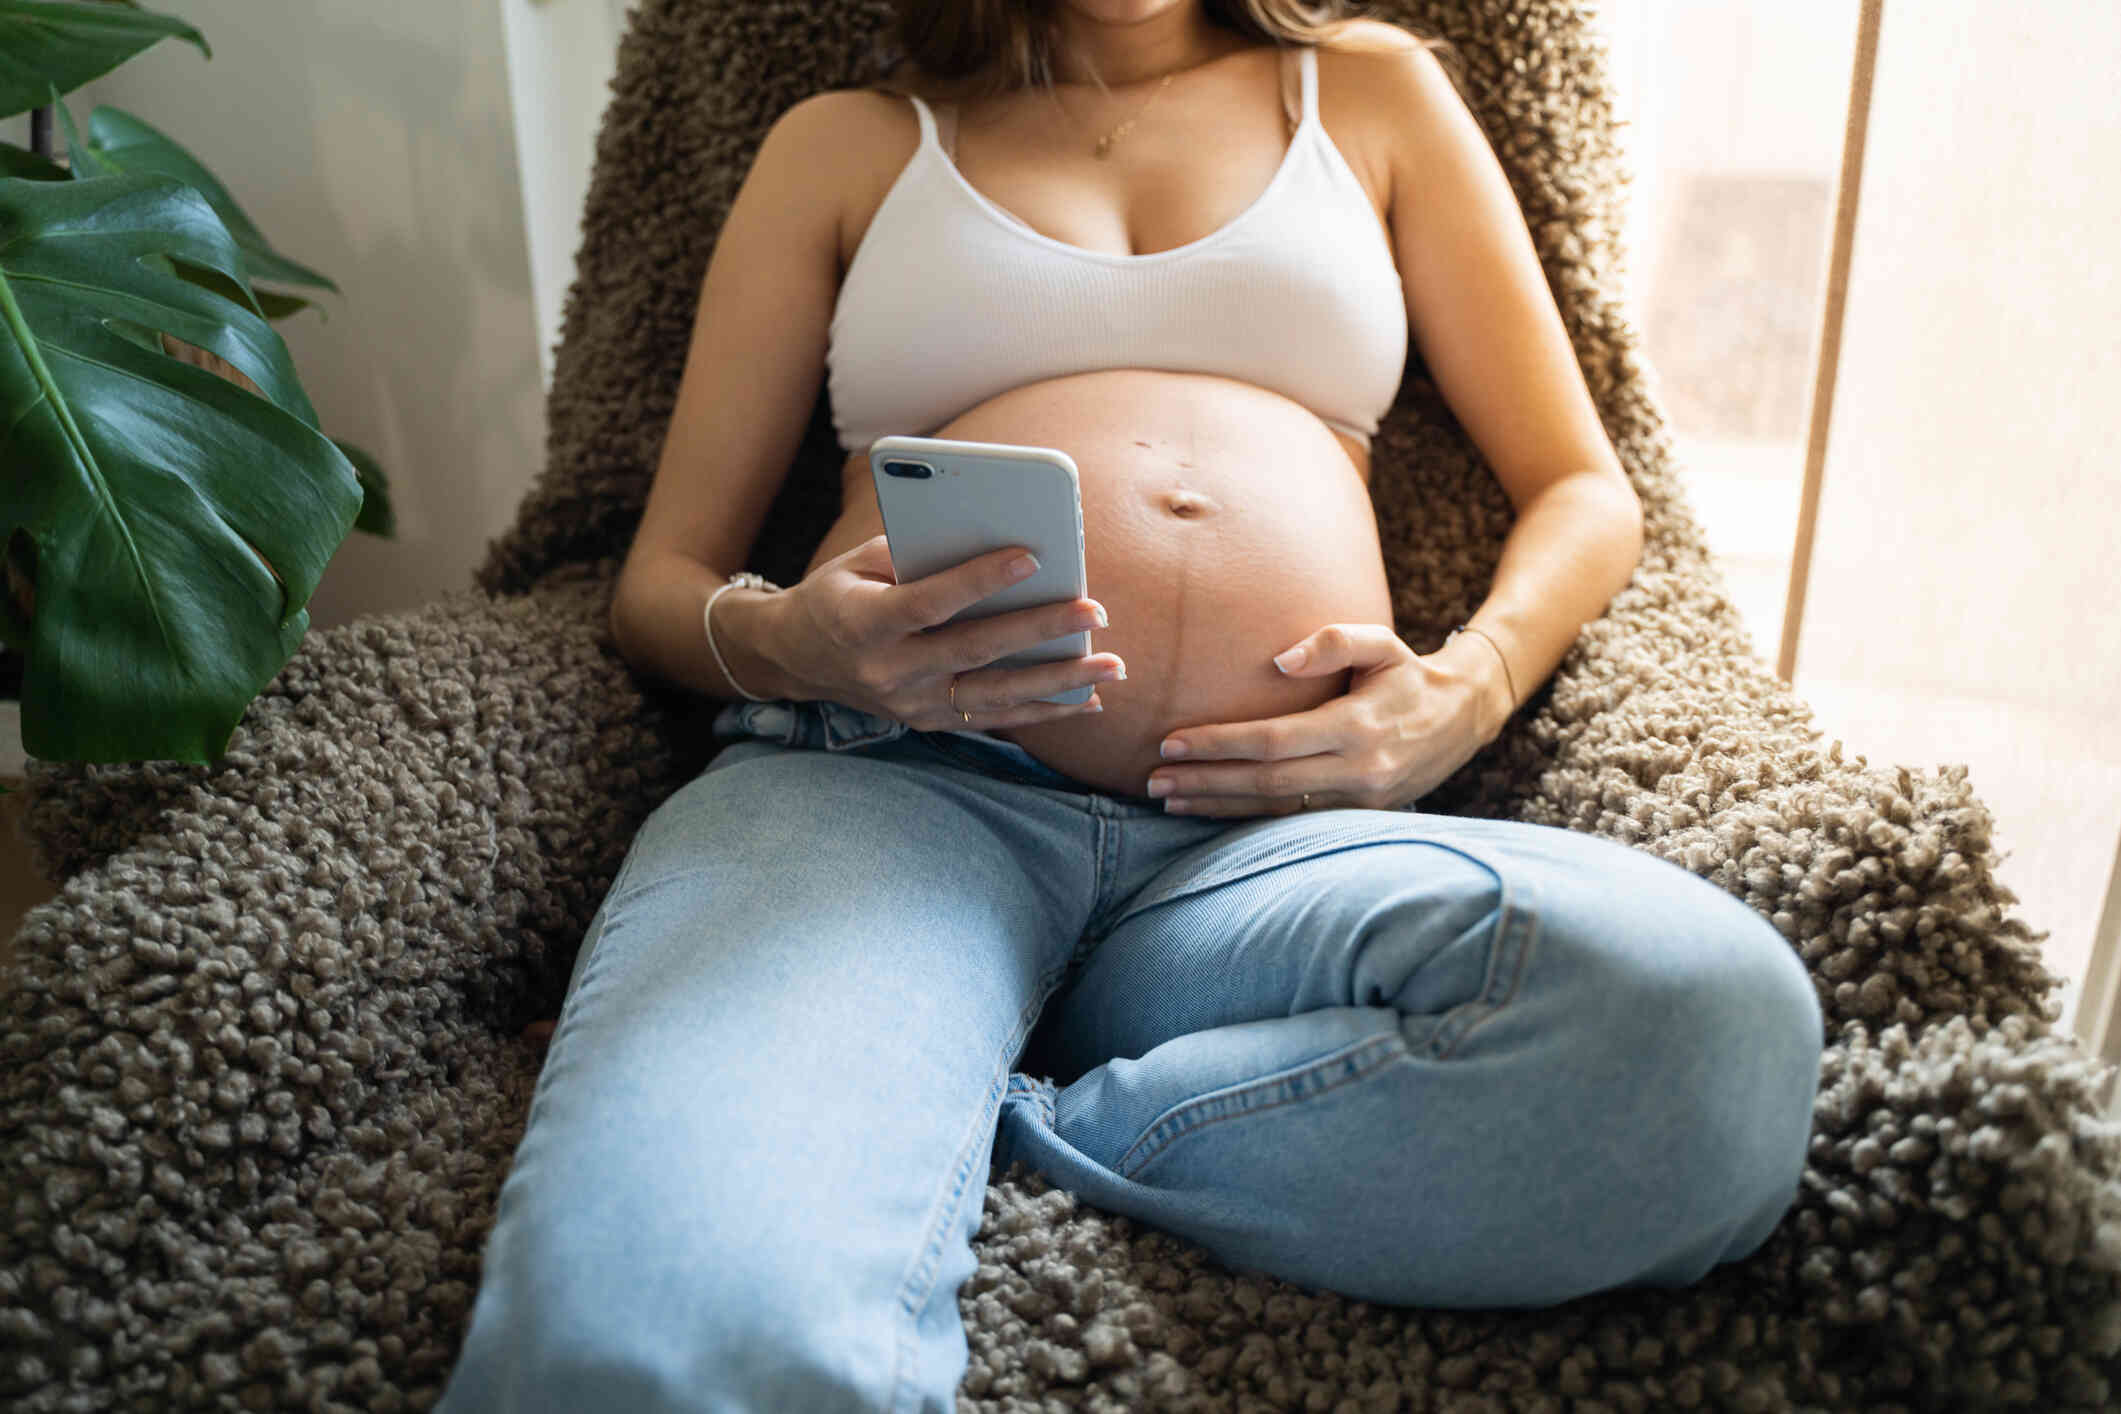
[7,1,2121,1410]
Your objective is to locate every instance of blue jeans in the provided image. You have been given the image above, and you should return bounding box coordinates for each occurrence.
[436,698,1825,1414]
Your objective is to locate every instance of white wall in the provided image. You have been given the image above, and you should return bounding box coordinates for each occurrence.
[500,0,631,394]
[50,0,548,631]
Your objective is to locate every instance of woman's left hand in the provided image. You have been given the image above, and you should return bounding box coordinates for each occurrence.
[1144,623,1502,818]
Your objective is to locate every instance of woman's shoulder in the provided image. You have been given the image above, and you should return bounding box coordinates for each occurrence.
[1308,16,1463,120]
[791,84,925,178]
[806,82,916,125]
[1315,16,1435,57]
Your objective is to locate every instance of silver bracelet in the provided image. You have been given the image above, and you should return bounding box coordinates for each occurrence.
[703,572,783,702]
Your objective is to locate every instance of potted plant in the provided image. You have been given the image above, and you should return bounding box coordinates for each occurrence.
[0,0,395,769]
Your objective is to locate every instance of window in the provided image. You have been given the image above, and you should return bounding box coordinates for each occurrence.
[1604,0,2121,1053]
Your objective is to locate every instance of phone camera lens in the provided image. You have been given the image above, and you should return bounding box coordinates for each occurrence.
[882,460,934,479]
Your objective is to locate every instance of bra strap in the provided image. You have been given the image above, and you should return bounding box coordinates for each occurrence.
[937,101,958,161]
[906,92,940,152]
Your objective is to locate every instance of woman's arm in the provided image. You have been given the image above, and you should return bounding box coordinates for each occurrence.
[610,93,852,703]
[1450,473,1644,740]
[1360,28,1647,731]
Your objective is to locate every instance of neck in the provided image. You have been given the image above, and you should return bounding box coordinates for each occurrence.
[1047,5,1238,89]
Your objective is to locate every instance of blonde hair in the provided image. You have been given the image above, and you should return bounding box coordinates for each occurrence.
[860,0,1462,109]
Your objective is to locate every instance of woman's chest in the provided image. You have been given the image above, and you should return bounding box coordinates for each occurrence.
[835,65,1394,277]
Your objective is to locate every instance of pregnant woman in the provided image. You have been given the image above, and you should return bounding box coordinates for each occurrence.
[438,2,1825,1410]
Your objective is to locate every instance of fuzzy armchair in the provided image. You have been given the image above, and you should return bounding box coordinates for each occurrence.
[6,1,2120,1409]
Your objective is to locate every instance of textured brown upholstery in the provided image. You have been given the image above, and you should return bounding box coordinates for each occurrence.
[6,2,2119,1408]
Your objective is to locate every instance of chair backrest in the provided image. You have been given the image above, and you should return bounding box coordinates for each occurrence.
[475,0,1707,657]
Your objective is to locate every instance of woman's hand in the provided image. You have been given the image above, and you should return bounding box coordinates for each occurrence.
[1143,624,1508,818]
[771,535,1122,732]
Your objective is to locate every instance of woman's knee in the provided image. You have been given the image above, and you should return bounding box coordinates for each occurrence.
[1628,902,1825,1238]
[1528,847,1825,1212]
[1535,835,1824,1080]
[1671,900,1826,1109]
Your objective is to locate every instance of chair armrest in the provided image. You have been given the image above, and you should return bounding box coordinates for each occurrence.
[0,568,729,1410]
[13,568,709,1009]
[1458,567,2067,1039]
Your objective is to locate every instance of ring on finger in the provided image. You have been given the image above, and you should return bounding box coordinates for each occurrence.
[948,673,971,724]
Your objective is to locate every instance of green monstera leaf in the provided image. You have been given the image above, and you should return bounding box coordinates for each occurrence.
[335,436,394,538]
[49,99,398,532]
[0,142,67,180]
[0,165,363,763]
[0,0,209,118]
[64,102,338,319]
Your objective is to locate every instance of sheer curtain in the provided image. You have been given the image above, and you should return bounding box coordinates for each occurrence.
[1598,0,2121,1054]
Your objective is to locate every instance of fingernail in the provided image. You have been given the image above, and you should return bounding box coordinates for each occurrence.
[1009,554,1039,579]
[1147,777,1174,798]
[1274,646,1306,672]
[1160,739,1187,759]
[1090,602,1109,628]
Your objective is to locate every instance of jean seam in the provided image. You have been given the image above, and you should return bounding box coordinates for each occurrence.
[888,956,1071,1414]
[544,829,653,1038]
[520,850,649,1142]
[1082,810,1126,948]
[1161,821,1383,898]
[1115,1032,1406,1182]
[1104,821,1450,938]
[1427,873,1540,1060]
[584,806,689,922]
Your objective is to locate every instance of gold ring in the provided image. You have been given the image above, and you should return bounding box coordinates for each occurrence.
[949,674,971,724]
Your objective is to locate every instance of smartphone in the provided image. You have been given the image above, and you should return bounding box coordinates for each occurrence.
[867,434,1092,706]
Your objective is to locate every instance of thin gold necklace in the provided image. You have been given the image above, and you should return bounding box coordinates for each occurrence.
[1088,71,1174,160]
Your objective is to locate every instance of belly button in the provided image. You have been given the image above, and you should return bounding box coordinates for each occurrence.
[1163,489,1218,519]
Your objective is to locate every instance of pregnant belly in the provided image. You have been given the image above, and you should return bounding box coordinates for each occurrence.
[806,369,1394,800]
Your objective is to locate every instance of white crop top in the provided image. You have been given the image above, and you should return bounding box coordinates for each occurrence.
[826,44,1408,455]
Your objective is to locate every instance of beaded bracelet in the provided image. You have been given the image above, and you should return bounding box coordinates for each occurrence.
[704,572,783,702]
[1447,623,1518,710]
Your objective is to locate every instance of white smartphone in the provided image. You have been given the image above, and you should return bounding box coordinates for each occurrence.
[867,434,1093,706]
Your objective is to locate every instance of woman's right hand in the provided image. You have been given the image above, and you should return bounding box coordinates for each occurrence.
[767,534,1124,731]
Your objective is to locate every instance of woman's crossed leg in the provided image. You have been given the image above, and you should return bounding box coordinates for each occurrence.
[1002,808,1827,1311]
[441,705,1827,1411]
